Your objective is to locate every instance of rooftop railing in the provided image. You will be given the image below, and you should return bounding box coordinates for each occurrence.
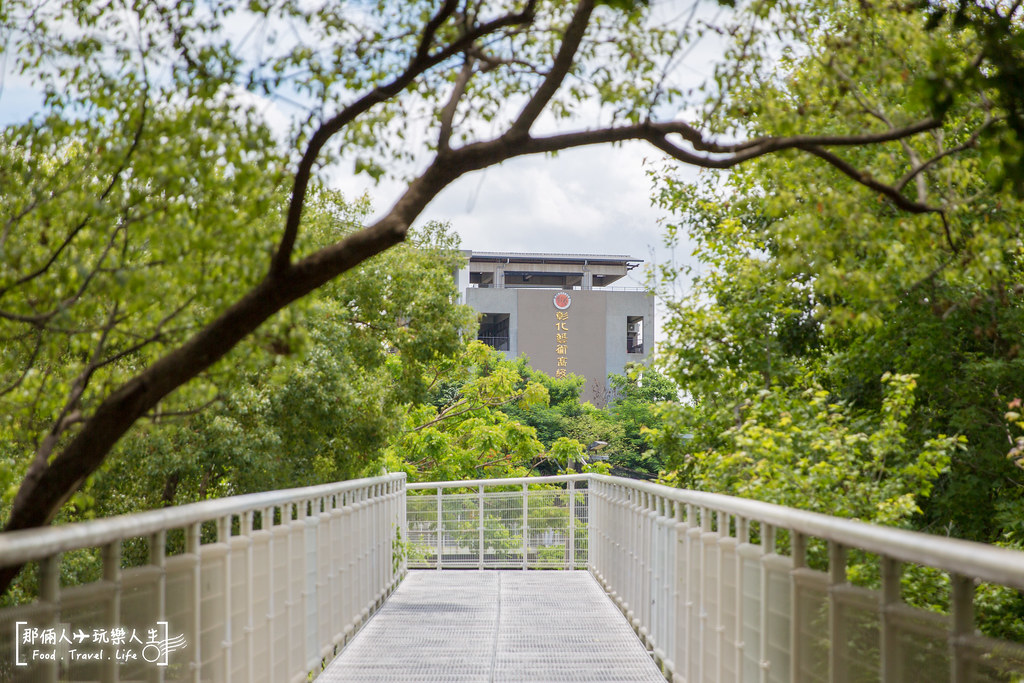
[467,284,650,292]
[2,472,1024,682]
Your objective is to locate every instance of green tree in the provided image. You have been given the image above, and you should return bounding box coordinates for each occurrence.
[604,367,677,475]
[384,341,552,482]
[84,207,475,514]
[494,363,674,476]
[649,0,1024,541]
[0,0,1007,597]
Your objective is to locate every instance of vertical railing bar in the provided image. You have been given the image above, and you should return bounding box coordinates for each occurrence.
[358,488,368,624]
[716,512,728,683]
[102,540,121,683]
[828,541,848,683]
[879,556,902,683]
[242,510,254,683]
[436,486,443,571]
[522,483,529,570]
[401,480,408,576]
[342,494,354,644]
[286,502,298,680]
[39,553,60,683]
[660,496,671,665]
[380,485,387,598]
[568,479,576,570]
[758,523,775,683]
[684,502,696,683]
[643,491,652,639]
[378,485,386,602]
[264,505,276,683]
[149,530,167,683]
[697,505,709,683]
[674,497,684,670]
[372,486,379,604]
[950,573,975,683]
[789,532,806,683]
[478,485,485,570]
[217,515,232,683]
[592,479,598,574]
[735,515,747,680]
[186,522,201,683]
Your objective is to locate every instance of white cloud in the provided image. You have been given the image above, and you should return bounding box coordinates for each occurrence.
[324,136,703,348]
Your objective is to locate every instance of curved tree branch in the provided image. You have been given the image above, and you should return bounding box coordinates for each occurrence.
[508,0,595,138]
[438,56,476,152]
[270,0,540,276]
[0,0,978,599]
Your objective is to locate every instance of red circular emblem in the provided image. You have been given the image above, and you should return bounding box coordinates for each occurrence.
[553,292,572,310]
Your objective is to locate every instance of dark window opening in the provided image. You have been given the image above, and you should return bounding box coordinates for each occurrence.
[478,313,510,351]
[626,316,644,354]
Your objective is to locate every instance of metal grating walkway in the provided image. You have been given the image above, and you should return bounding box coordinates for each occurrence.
[318,570,667,682]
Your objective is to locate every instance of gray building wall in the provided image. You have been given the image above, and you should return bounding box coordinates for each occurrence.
[604,290,656,397]
[517,290,607,402]
[466,286,653,405]
[465,288,519,357]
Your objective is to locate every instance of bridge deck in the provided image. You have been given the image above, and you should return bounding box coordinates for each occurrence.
[318,570,666,683]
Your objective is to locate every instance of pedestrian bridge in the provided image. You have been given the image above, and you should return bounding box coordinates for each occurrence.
[1,473,1023,683]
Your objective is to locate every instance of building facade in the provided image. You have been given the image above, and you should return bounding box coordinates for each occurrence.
[456,251,655,405]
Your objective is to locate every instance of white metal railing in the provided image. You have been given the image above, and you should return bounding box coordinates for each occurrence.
[0,473,406,683]
[406,475,589,570]
[5,471,1024,683]
[586,474,1024,683]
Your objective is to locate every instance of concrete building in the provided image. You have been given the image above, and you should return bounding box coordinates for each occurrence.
[456,251,655,405]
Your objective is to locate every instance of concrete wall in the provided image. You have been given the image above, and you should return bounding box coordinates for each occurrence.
[517,290,607,403]
[604,290,656,397]
[465,288,519,357]
[466,287,654,405]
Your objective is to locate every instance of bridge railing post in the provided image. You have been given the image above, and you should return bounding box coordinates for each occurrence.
[478,485,485,570]
[522,483,529,570]
[436,486,443,571]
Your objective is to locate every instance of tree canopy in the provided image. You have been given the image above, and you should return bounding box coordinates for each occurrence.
[648,0,1024,542]
[0,0,1017,597]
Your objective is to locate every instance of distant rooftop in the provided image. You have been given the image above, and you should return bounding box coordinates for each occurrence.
[463,250,642,289]
[466,251,642,267]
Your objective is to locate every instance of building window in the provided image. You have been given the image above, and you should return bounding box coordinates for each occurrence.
[626,316,644,354]
[478,313,510,351]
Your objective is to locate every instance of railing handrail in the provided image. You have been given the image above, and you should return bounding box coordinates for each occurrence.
[0,471,406,568]
[586,473,1024,590]
[5,471,1022,600]
[406,473,588,490]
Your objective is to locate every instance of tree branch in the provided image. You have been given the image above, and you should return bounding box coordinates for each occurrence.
[0,332,43,398]
[508,0,595,138]
[438,56,475,153]
[895,115,996,193]
[416,0,459,63]
[798,145,939,213]
[270,1,539,276]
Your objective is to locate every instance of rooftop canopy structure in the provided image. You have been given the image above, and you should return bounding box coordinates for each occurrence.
[463,251,642,290]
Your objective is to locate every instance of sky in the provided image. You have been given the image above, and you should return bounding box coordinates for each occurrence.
[331,140,690,290]
[0,0,731,344]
